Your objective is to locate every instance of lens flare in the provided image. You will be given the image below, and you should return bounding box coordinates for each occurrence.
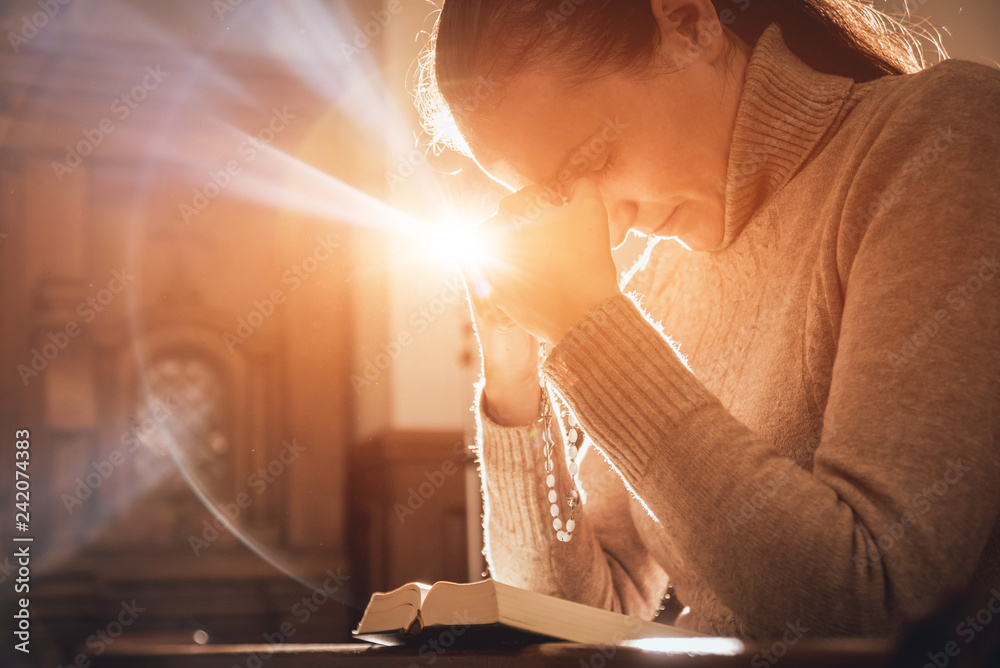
[423,217,492,267]
[24,0,501,611]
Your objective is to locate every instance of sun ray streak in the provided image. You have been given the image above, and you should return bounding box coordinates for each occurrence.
[26,0,487,604]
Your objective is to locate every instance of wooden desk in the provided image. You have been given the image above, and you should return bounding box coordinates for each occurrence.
[93,638,894,667]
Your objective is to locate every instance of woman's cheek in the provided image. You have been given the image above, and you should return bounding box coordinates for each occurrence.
[607,201,638,247]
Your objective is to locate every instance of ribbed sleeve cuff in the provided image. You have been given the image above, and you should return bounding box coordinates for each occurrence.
[541,292,717,483]
[474,384,575,546]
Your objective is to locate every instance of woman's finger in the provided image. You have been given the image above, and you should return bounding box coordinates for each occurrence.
[495,185,561,232]
[459,262,514,333]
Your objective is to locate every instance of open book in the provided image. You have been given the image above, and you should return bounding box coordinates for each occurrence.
[353,578,703,646]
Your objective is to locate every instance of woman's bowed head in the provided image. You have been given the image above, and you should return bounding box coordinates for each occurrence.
[437,0,752,355]
[419,0,930,425]
[418,0,926,347]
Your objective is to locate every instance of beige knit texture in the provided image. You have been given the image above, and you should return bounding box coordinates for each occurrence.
[473,23,1000,640]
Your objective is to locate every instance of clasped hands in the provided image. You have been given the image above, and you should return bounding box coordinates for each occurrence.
[461,177,622,347]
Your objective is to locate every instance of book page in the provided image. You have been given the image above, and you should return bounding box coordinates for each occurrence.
[491,580,704,644]
[355,582,431,634]
[420,580,500,628]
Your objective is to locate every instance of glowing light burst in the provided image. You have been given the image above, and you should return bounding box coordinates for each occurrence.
[20,0,501,604]
[95,0,493,605]
[421,217,497,299]
[423,216,492,266]
[222,136,497,282]
[224,133,421,232]
[12,0,502,600]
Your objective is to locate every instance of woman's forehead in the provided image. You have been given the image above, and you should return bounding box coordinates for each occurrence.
[463,71,616,187]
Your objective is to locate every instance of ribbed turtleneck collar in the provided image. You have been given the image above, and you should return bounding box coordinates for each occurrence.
[713,23,854,251]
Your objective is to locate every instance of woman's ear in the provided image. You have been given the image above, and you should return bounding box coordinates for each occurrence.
[649,0,725,69]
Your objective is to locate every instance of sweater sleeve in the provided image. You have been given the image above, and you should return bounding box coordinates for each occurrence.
[473,376,670,620]
[540,65,1000,638]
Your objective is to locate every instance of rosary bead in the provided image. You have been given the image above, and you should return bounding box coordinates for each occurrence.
[537,362,585,543]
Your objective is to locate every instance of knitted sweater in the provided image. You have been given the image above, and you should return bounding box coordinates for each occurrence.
[472,23,1000,639]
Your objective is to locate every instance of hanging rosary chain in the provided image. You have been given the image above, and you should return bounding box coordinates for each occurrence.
[538,360,583,543]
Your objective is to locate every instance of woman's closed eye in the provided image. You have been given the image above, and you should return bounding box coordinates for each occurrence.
[594,151,616,178]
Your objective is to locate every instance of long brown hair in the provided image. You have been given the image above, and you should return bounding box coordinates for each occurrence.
[416,0,944,157]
